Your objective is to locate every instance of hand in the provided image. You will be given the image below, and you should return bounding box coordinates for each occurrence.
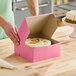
[3,22,19,45]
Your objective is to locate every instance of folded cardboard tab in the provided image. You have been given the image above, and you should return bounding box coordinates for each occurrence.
[14,13,60,62]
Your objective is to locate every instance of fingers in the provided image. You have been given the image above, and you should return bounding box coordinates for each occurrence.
[12,28,19,41]
[3,21,20,45]
[11,27,20,45]
[9,32,19,45]
[15,26,18,33]
[12,32,19,45]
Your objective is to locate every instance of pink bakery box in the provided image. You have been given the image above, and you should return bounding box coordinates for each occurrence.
[14,13,60,62]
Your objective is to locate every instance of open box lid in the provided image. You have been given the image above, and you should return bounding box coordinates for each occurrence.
[18,13,57,44]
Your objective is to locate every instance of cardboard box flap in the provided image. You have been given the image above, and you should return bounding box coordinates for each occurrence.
[26,14,57,40]
[18,19,30,44]
[26,14,49,36]
[40,14,57,40]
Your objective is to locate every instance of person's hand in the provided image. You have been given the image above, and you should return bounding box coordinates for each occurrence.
[2,22,19,45]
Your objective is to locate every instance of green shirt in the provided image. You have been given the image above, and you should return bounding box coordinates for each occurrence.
[0,0,14,39]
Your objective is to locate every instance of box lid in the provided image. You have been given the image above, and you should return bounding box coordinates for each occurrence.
[26,13,57,40]
[18,13,57,44]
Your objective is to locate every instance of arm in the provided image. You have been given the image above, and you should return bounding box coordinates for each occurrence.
[26,0,39,16]
[0,15,19,45]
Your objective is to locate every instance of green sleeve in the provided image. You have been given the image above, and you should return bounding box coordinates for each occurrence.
[0,0,14,39]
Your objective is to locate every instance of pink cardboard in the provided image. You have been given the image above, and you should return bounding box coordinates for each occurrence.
[14,13,60,62]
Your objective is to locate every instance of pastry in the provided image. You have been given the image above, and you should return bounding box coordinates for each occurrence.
[56,13,61,16]
[57,21,64,26]
[54,9,60,12]
[65,10,76,24]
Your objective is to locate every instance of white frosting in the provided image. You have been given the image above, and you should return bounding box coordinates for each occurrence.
[25,38,51,48]
[66,10,76,20]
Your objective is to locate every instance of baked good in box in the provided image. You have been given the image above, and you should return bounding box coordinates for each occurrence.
[56,13,61,16]
[57,21,64,26]
[25,38,51,48]
[65,10,76,24]
[54,9,60,12]
[63,12,66,15]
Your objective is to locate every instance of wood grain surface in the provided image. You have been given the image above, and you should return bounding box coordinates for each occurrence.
[0,26,76,76]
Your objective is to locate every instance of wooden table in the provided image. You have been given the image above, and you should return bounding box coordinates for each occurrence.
[0,26,76,76]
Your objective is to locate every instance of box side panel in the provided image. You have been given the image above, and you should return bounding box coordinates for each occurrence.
[19,45,34,62]
[14,45,20,55]
[32,47,48,62]
[47,43,60,57]
[33,43,60,62]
